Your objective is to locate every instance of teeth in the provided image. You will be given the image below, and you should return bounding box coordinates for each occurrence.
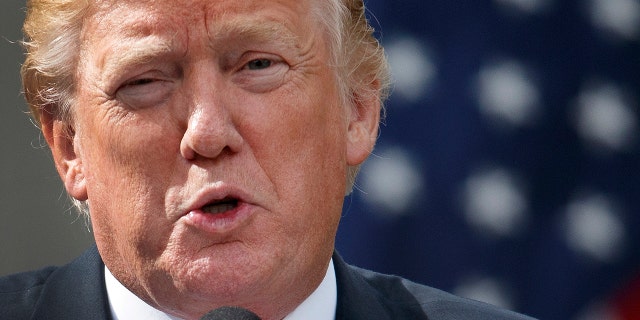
[202,202,236,214]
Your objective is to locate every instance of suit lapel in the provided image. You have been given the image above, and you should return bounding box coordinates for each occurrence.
[333,252,394,320]
[333,252,432,320]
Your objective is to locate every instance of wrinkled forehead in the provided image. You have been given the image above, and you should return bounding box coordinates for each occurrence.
[76,0,331,90]
[85,0,318,37]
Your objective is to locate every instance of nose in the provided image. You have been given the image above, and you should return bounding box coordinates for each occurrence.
[180,86,243,161]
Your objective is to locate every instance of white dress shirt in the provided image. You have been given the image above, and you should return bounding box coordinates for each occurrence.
[105,259,337,320]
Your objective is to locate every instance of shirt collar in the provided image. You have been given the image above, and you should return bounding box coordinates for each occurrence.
[105,259,337,320]
[284,259,337,320]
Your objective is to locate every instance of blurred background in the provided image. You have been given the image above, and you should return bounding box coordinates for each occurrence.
[1,0,639,319]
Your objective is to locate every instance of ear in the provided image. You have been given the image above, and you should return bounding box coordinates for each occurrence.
[346,82,382,166]
[40,109,88,201]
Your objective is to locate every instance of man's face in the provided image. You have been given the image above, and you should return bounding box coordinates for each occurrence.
[48,0,377,318]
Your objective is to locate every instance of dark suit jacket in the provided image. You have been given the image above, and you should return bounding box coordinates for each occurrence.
[0,246,535,319]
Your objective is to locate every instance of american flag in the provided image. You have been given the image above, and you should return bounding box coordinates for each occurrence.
[336,0,640,319]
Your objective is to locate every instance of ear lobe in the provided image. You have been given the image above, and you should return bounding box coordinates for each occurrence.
[346,83,382,166]
[40,110,88,201]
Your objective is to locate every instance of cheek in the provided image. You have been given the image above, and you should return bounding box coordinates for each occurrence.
[245,87,347,183]
[81,107,182,185]
[241,86,347,231]
[251,71,346,154]
[77,109,183,253]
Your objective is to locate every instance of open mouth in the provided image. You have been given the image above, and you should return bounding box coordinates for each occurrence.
[184,193,252,233]
[202,198,239,214]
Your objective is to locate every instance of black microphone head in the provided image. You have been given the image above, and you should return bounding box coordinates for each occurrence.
[200,306,261,320]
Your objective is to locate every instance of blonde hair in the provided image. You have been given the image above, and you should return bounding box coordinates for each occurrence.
[21,0,91,126]
[21,0,391,209]
[317,0,391,111]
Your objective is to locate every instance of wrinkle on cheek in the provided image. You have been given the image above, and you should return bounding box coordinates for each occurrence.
[76,117,147,210]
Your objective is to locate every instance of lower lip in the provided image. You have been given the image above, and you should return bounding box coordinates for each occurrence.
[183,202,254,234]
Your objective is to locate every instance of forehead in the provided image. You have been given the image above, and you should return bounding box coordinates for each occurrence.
[86,0,317,39]
[78,0,328,83]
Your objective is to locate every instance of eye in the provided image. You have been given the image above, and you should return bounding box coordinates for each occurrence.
[232,54,288,93]
[125,78,155,86]
[245,59,273,70]
[116,76,173,109]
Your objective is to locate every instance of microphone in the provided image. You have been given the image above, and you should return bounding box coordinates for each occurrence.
[200,306,262,320]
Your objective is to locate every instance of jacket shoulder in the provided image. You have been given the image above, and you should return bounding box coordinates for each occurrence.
[353,265,536,320]
[0,266,58,318]
[0,245,111,320]
[334,251,536,320]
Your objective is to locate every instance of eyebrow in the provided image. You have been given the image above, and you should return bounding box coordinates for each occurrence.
[100,35,175,77]
[207,18,300,51]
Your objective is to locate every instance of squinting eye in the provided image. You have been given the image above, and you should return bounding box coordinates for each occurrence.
[126,78,155,86]
[246,59,272,70]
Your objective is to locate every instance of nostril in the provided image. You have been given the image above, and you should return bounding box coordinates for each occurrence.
[179,135,197,160]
